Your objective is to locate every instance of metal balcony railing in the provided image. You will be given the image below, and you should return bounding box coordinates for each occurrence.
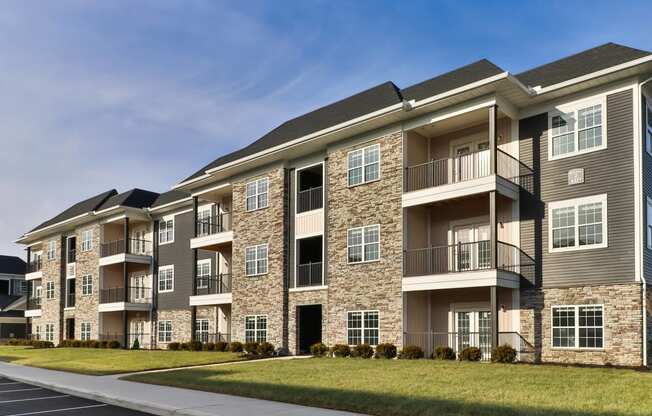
[27,297,41,310]
[27,259,42,273]
[100,239,152,257]
[296,262,323,287]
[67,249,76,263]
[195,274,231,295]
[297,186,323,213]
[403,331,534,360]
[66,293,75,308]
[195,332,231,343]
[196,213,232,237]
[100,286,152,304]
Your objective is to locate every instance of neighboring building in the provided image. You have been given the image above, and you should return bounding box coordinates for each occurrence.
[15,42,652,366]
[0,255,27,338]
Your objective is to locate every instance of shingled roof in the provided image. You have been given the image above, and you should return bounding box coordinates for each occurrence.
[151,190,191,208]
[28,189,117,233]
[96,188,160,211]
[0,255,26,275]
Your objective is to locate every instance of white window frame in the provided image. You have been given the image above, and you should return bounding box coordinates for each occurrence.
[158,216,175,245]
[244,315,267,343]
[80,322,91,341]
[347,143,381,187]
[80,229,93,252]
[158,320,172,343]
[46,281,55,299]
[158,265,174,293]
[245,244,268,276]
[551,304,605,350]
[347,224,381,264]
[196,259,211,289]
[81,274,93,296]
[548,96,607,161]
[647,197,652,250]
[646,101,652,156]
[45,323,54,342]
[347,310,379,346]
[548,194,608,253]
[197,204,213,236]
[47,240,56,260]
[195,318,209,342]
[245,177,269,212]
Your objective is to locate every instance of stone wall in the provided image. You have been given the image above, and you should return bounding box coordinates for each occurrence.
[325,130,404,347]
[73,223,101,340]
[520,283,644,367]
[231,167,288,348]
[647,289,652,367]
[196,305,218,334]
[156,309,192,348]
[288,289,328,354]
[40,235,63,345]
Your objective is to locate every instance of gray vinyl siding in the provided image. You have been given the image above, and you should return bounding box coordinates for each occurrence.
[520,89,636,288]
[642,94,652,285]
[156,210,214,310]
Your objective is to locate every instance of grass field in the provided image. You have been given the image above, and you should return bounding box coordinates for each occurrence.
[0,346,244,375]
[125,357,652,416]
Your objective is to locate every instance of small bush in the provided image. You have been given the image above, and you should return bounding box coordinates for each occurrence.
[214,341,228,352]
[459,347,482,361]
[243,341,260,355]
[434,346,456,360]
[32,340,54,349]
[88,340,100,349]
[203,342,215,351]
[188,341,203,351]
[257,342,275,357]
[108,340,121,349]
[81,340,94,348]
[351,344,374,359]
[374,343,397,359]
[58,339,70,348]
[331,344,351,358]
[228,341,243,352]
[99,340,109,349]
[310,342,329,357]
[131,339,140,350]
[167,342,180,351]
[399,345,424,360]
[491,344,517,363]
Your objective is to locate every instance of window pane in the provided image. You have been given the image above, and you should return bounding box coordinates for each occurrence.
[552,307,575,348]
[364,226,379,243]
[364,163,379,182]
[552,133,575,156]
[552,206,575,248]
[364,243,379,261]
[246,182,256,197]
[348,229,362,246]
[348,150,362,169]
[578,105,601,129]
[348,167,362,186]
[578,126,602,150]
[348,246,362,263]
[578,203,603,246]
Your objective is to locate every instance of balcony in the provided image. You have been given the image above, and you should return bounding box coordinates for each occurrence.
[99,238,152,266]
[99,333,152,349]
[67,249,76,264]
[190,274,232,306]
[296,262,323,288]
[25,297,41,317]
[297,186,323,214]
[195,332,231,344]
[65,292,75,309]
[26,259,42,280]
[190,213,233,250]
[98,286,152,312]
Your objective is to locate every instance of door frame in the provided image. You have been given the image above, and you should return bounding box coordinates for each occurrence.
[296,304,322,354]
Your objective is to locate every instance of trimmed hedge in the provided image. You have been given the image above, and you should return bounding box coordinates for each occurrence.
[257,342,275,357]
[215,341,228,352]
[331,344,351,358]
[310,342,329,357]
[434,346,456,360]
[244,342,260,355]
[459,347,482,361]
[203,342,215,351]
[167,342,180,351]
[399,345,424,360]
[108,340,121,349]
[351,344,374,359]
[229,341,243,353]
[374,343,397,359]
[491,344,517,363]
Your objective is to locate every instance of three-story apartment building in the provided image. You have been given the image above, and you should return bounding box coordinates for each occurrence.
[17,43,652,366]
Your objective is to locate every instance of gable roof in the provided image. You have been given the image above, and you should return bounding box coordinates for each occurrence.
[28,189,117,233]
[516,43,651,89]
[151,190,191,208]
[96,188,160,211]
[0,256,25,275]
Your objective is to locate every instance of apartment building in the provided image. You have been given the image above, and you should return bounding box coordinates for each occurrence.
[17,42,652,366]
[0,255,27,338]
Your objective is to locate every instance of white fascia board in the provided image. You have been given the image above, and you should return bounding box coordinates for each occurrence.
[15,212,92,244]
[191,182,232,198]
[148,197,194,213]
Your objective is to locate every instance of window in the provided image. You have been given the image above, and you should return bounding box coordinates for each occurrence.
[81,274,93,296]
[245,315,267,343]
[646,102,652,156]
[549,194,607,252]
[158,265,174,293]
[35,325,41,340]
[347,225,380,263]
[197,206,212,236]
[245,244,268,276]
[47,240,56,260]
[552,305,604,349]
[648,197,652,250]
[46,281,55,299]
[246,178,269,211]
[34,285,42,299]
[549,97,606,159]
[196,259,211,289]
[159,217,174,244]
[158,320,172,343]
[80,322,91,341]
[348,144,380,186]
[195,319,209,342]
[45,324,54,342]
[347,310,379,346]
[80,229,93,252]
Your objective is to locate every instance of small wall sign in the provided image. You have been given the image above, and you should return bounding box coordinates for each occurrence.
[568,168,585,185]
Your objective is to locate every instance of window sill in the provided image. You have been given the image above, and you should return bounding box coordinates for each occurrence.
[549,243,608,254]
[158,240,175,246]
[347,259,381,265]
[548,145,607,162]
[290,285,327,293]
[245,205,269,213]
[551,347,605,352]
[347,177,381,189]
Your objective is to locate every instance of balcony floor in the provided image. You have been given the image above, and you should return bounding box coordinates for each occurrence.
[402,268,520,292]
[190,231,234,250]
[189,293,232,306]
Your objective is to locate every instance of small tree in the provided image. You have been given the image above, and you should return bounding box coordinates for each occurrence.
[132,338,140,350]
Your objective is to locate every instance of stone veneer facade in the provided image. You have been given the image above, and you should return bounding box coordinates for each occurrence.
[72,223,101,340]
[39,234,64,345]
[156,309,192,348]
[520,283,644,367]
[288,289,328,354]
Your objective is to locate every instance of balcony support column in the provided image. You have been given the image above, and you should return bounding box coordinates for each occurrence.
[25,247,30,337]
[490,286,499,351]
[123,218,129,303]
[489,190,497,269]
[191,246,197,341]
[123,310,128,349]
[489,104,498,175]
[192,196,198,238]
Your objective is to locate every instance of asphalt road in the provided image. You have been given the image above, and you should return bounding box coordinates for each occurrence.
[0,376,153,416]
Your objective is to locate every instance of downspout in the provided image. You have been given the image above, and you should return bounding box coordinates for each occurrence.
[639,76,652,367]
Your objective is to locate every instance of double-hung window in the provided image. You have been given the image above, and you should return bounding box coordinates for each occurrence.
[549,194,607,252]
[246,178,269,211]
[81,274,93,296]
[80,322,91,341]
[348,144,380,186]
[158,265,174,293]
[46,281,55,299]
[552,305,604,349]
[158,320,172,343]
[80,229,93,252]
[646,102,652,155]
[195,319,209,343]
[347,225,380,263]
[245,244,268,276]
[196,259,211,289]
[245,315,267,343]
[45,324,54,342]
[159,217,174,244]
[549,97,606,160]
[197,207,212,236]
[347,310,379,346]
[47,240,56,260]
[647,197,652,250]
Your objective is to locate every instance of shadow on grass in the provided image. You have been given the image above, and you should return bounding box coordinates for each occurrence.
[124,370,635,416]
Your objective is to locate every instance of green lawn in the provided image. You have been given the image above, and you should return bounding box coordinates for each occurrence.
[124,358,652,416]
[0,346,244,375]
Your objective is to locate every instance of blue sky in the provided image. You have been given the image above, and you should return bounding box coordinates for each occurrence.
[1,0,651,257]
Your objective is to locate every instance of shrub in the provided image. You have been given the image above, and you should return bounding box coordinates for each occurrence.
[229,341,243,353]
[374,343,397,359]
[243,342,259,355]
[189,341,203,351]
[310,342,329,357]
[58,339,71,348]
[331,344,351,358]
[203,342,215,351]
[434,346,456,360]
[108,340,121,349]
[459,347,482,361]
[71,340,81,348]
[399,345,424,360]
[257,342,275,357]
[167,342,180,351]
[214,341,228,352]
[32,341,54,349]
[351,344,374,359]
[81,340,94,348]
[491,344,517,363]
[131,339,140,350]
[99,340,109,349]
[88,340,100,349]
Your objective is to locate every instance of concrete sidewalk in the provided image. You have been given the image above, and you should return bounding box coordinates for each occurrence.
[0,361,362,416]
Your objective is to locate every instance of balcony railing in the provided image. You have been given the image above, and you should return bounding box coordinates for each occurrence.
[195,274,232,295]
[67,249,76,264]
[296,262,323,287]
[497,149,534,193]
[27,259,42,273]
[66,293,75,308]
[127,332,151,349]
[403,331,534,360]
[27,297,41,310]
[297,186,323,213]
[100,238,152,257]
[403,241,533,277]
[195,332,231,344]
[100,286,152,304]
[196,213,232,237]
